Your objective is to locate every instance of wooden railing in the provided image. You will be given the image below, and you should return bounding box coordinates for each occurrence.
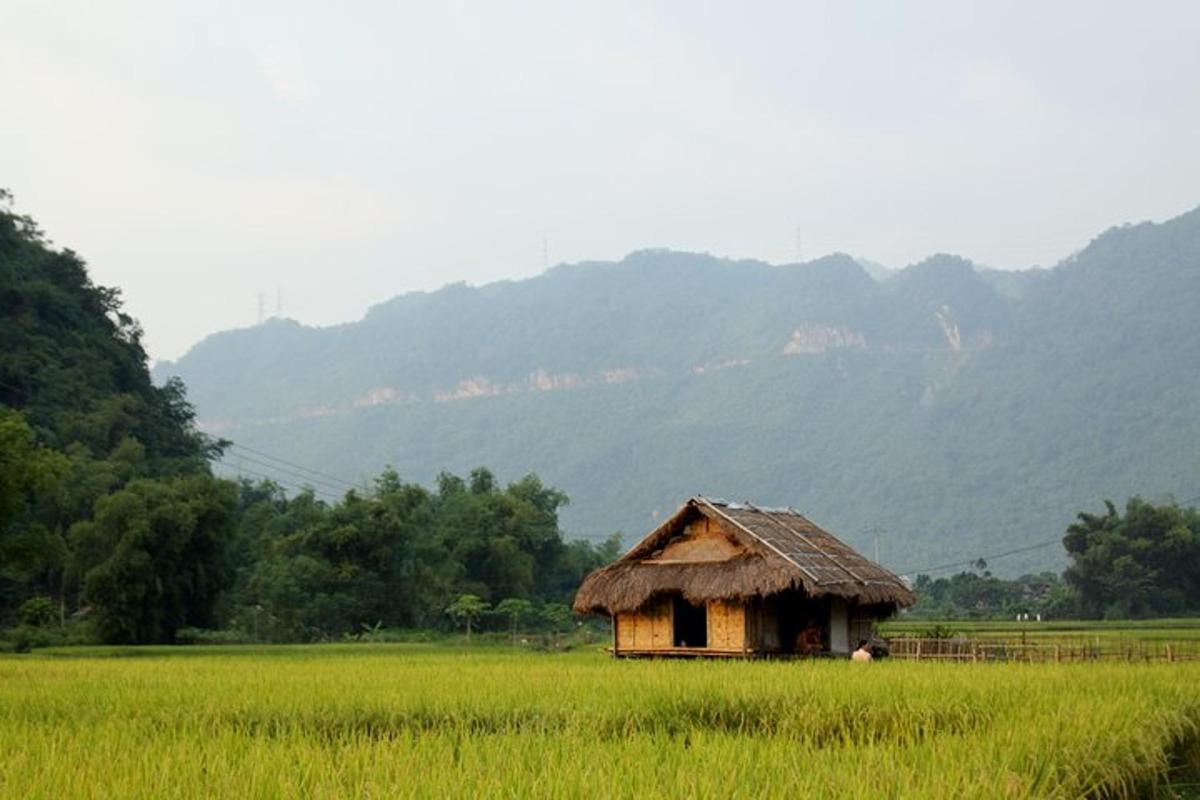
[886,637,1200,663]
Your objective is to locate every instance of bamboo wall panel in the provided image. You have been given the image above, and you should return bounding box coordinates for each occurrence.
[706,599,746,650]
[708,600,726,649]
[649,596,672,649]
[619,597,673,651]
[615,612,635,651]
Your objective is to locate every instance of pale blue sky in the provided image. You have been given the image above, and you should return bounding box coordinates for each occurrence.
[3,1,1199,359]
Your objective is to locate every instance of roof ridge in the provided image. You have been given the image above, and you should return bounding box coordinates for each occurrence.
[696,495,806,516]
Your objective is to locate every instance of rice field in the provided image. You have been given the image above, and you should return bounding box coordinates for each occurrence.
[2,644,1200,798]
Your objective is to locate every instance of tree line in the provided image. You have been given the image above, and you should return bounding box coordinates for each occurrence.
[908,497,1200,620]
[220,466,619,643]
[3,390,619,648]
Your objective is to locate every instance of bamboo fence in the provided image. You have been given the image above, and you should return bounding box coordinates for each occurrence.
[886,636,1200,663]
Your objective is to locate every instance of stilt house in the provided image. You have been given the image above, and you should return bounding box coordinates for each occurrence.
[573,497,916,657]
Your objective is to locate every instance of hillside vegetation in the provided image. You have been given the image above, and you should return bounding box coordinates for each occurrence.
[0,190,226,642]
[161,207,1200,574]
[0,193,610,645]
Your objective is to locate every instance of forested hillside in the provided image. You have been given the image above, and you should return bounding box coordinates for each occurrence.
[160,207,1200,575]
[0,192,609,646]
[0,189,225,642]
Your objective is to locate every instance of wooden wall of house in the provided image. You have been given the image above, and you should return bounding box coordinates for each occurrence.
[614,596,748,653]
[613,593,891,656]
[706,599,746,651]
[614,595,672,652]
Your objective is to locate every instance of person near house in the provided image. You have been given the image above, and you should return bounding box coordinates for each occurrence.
[851,639,874,662]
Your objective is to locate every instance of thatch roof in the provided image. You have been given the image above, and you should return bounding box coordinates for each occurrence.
[573,496,916,614]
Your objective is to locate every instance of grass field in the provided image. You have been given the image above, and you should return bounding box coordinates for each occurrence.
[2,644,1200,798]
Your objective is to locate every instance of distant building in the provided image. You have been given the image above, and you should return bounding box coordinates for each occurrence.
[573,497,915,657]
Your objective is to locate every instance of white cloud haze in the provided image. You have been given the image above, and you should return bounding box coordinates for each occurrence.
[2,0,1199,359]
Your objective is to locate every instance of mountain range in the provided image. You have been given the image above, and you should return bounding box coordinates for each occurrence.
[156,207,1200,576]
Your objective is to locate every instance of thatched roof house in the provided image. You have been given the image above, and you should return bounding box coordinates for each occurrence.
[574,496,915,657]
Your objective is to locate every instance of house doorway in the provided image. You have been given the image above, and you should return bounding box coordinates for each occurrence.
[774,590,829,654]
[672,596,707,648]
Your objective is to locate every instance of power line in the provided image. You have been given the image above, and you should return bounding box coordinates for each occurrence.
[216,454,351,499]
[214,461,340,503]
[215,461,335,498]
[216,446,616,546]
[892,538,1062,577]
[218,451,351,494]
[225,442,361,490]
[892,492,1200,577]
[219,450,355,495]
[205,434,1200,548]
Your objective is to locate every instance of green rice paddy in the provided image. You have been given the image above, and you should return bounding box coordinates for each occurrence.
[2,643,1199,798]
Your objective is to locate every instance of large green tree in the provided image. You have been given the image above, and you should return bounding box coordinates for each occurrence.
[71,475,237,643]
[1063,498,1200,619]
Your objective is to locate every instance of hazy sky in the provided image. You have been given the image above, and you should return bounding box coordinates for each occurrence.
[3,1,1199,360]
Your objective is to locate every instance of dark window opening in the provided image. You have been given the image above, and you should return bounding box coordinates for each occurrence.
[672,596,707,648]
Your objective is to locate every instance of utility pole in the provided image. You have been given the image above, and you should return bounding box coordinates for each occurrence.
[256,292,266,325]
[275,287,283,318]
[542,237,549,271]
[863,526,885,564]
[795,223,803,263]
